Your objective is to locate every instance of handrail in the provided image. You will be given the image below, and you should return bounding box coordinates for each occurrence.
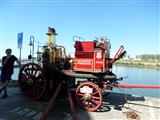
[73,36,85,42]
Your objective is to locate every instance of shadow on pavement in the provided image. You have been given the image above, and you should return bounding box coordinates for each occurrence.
[1,85,158,120]
[102,92,145,111]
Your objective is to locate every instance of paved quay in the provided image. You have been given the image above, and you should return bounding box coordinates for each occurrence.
[0,84,159,120]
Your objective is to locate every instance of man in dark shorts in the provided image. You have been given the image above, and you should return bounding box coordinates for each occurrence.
[0,49,21,99]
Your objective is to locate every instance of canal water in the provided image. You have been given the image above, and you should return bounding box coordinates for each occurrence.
[112,65,160,98]
[1,65,160,98]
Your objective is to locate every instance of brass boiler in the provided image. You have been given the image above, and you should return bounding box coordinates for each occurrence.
[42,27,66,66]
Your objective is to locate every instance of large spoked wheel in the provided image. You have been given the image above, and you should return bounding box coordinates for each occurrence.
[76,82,102,111]
[18,63,46,100]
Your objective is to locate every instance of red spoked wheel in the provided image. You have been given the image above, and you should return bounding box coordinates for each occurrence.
[76,82,102,111]
[18,63,46,100]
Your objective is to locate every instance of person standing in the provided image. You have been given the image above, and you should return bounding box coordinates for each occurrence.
[0,48,21,99]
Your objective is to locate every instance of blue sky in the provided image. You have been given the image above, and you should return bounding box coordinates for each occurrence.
[0,0,159,59]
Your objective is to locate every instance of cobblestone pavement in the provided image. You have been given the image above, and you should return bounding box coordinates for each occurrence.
[0,85,160,120]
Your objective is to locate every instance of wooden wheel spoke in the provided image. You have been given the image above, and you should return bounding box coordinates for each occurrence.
[24,68,31,76]
[91,91,98,96]
[33,70,37,77]
[35,76,45,88]
[90,99,99,106]
[92,96,100,100]
[35,82,44,89]
[77,93,84,97]
[33,74,43,82]
[31,64,34,75]
[33,68,40,77]
[80,97,84,100]
[35,76,43,82]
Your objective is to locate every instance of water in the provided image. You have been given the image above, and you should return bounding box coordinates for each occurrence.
[112,65,160,98]
[9,65,160,98]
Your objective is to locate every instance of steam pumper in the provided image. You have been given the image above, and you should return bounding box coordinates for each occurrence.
[18,27,126,112]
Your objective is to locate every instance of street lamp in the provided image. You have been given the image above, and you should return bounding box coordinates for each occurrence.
[29,35,34,61]
[29,35,44,63]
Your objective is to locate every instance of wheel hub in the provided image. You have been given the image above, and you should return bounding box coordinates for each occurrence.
[83,93,92,101]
